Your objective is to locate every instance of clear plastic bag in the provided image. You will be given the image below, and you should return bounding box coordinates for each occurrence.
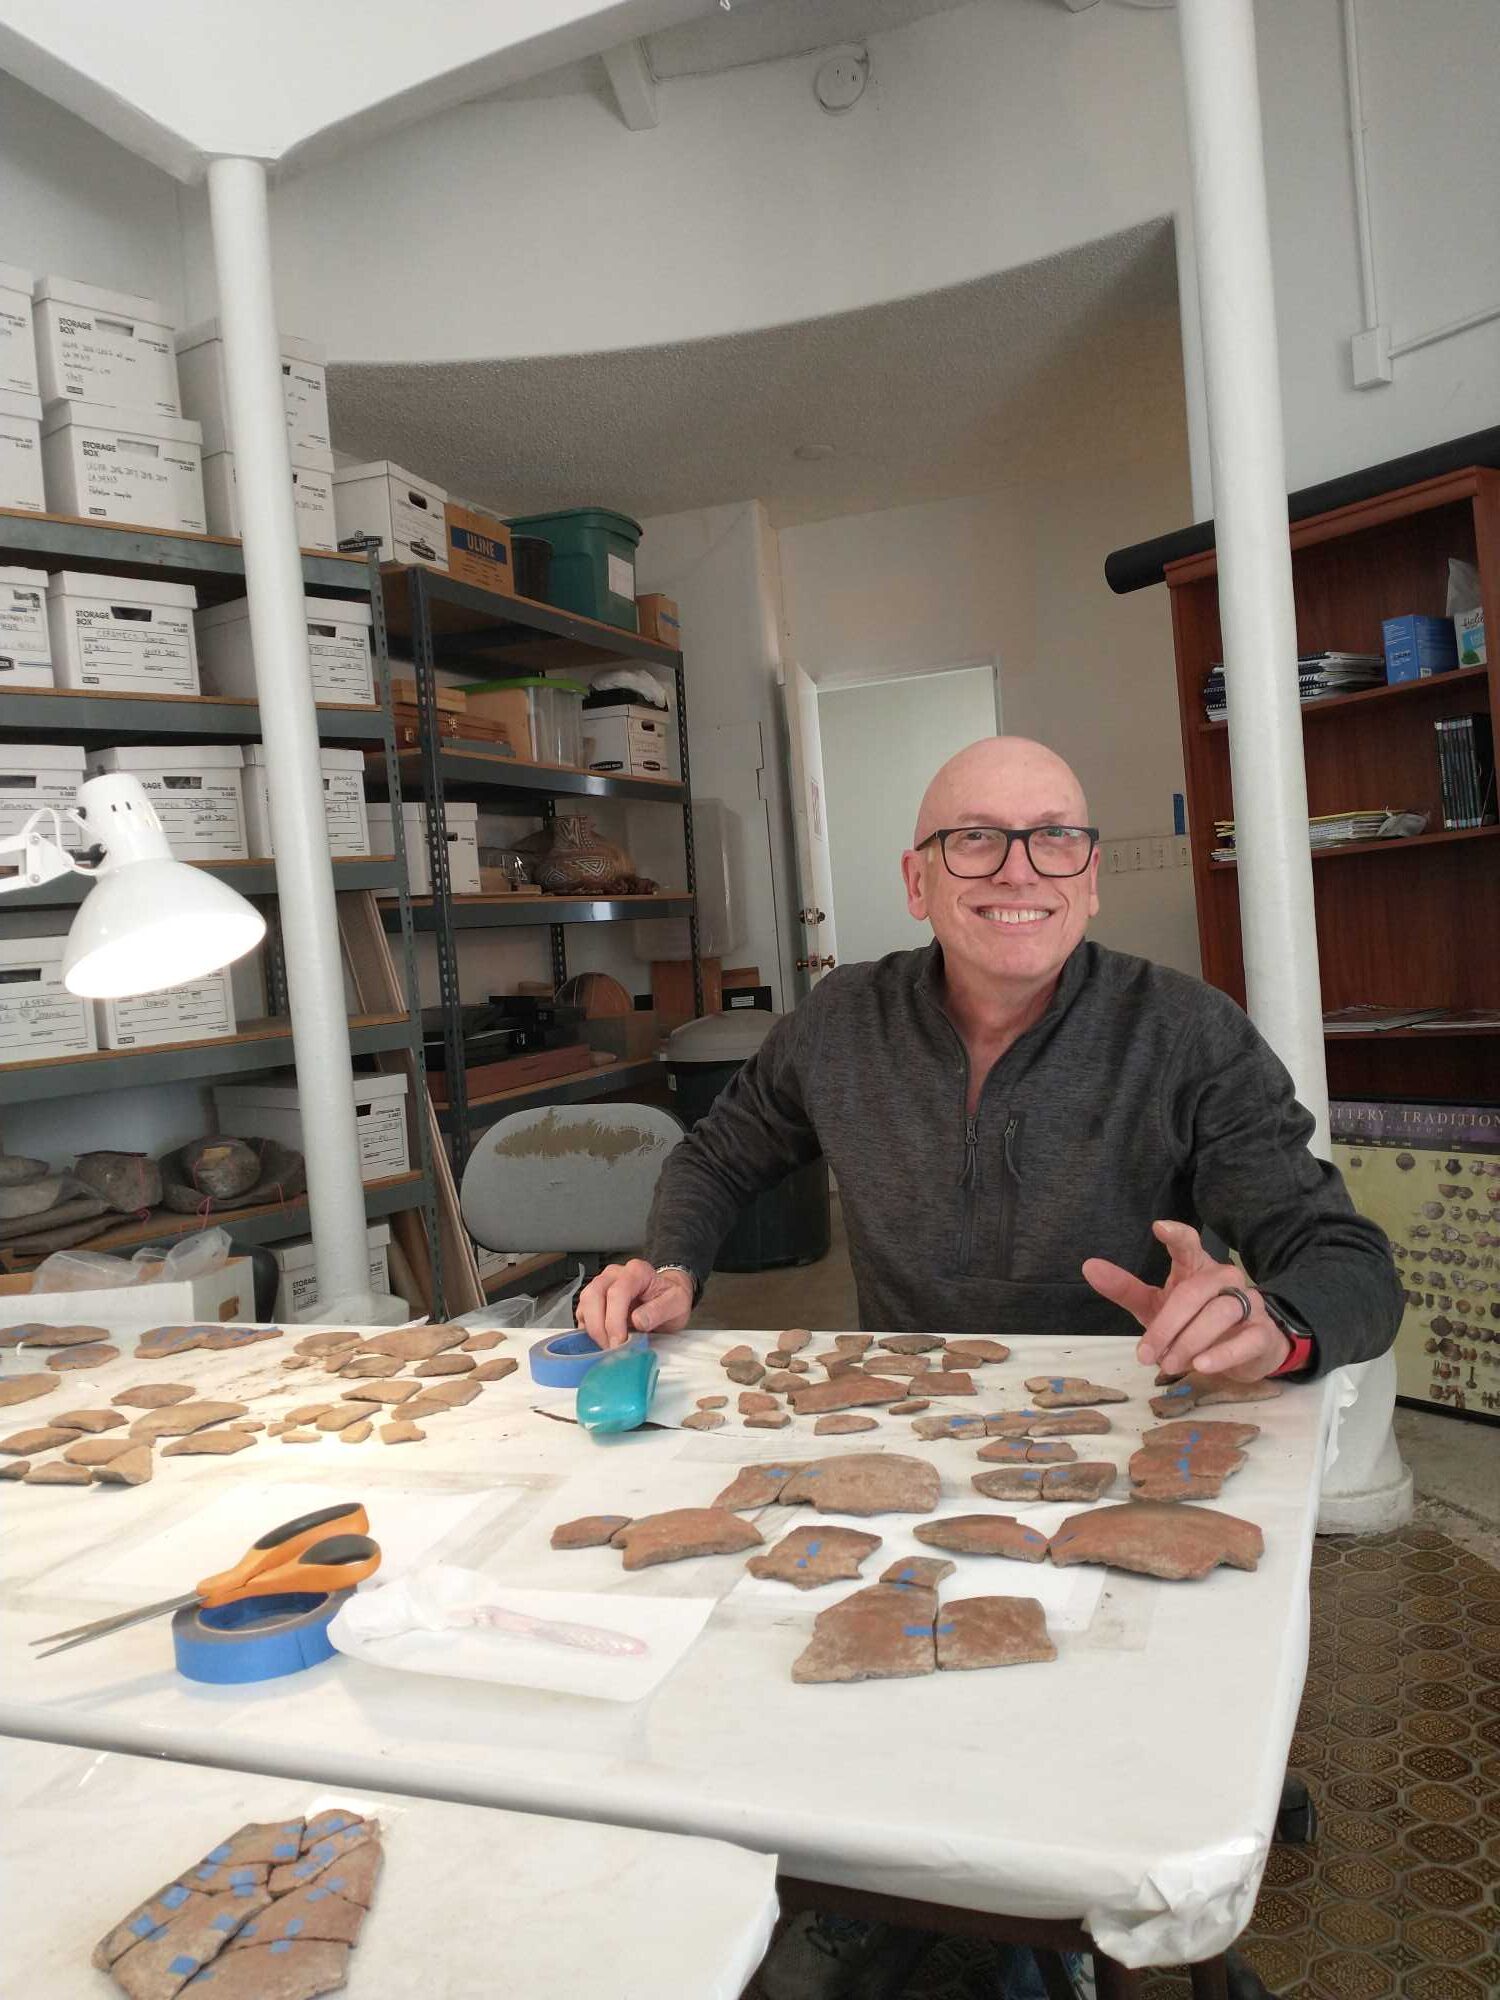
[32,1226,234,1294]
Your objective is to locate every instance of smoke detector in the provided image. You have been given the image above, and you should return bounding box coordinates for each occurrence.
[814,46,869,114]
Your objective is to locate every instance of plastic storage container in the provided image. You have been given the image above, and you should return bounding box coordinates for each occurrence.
[459,676,585,767]
[504,508,641,629]
[665,1012,831,1272]
[511,534,552,602]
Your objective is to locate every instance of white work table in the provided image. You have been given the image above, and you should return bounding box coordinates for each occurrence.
[2,1733,779,1998]
[0,1327,1334,1970]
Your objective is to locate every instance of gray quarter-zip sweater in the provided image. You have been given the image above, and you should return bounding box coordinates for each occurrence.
[646,941,1401,1376]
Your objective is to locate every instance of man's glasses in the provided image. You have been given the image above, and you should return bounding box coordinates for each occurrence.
[920,825,1100,880]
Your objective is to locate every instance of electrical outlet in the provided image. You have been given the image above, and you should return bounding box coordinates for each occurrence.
[1149,838,1168,870]
[1129,838,1148,873]
[1104,840,1124,875]
[1175,837,1191,869]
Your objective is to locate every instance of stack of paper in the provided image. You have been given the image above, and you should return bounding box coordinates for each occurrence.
[1203,652,1384,721]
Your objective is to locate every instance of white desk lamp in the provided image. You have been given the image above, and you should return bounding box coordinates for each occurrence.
[0,772,265,994]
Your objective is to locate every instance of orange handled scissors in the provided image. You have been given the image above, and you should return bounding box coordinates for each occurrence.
[31,1501,381,1659]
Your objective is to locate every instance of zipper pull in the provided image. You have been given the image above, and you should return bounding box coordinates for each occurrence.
[960,1117,979,1187]
[1003,1116,1022,1181]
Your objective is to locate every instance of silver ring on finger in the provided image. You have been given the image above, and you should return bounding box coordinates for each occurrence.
[1215,1284,1253,1325]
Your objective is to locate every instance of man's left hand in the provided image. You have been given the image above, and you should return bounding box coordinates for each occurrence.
[1082,1220,1292,1380]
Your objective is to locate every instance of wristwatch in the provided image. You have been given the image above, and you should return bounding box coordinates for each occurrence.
[656,1262,702,1304]
[1263,1295,1316,1378]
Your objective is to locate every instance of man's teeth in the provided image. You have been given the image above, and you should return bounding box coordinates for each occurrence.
[977,908,1051,924]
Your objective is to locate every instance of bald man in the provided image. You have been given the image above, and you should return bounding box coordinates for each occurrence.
[577,736,1400,1383]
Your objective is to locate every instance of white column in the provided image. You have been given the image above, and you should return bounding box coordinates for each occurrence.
[206,155,376,1318]
[1176,0,1410,1532]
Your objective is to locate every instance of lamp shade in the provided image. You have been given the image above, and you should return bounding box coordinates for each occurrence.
[61,774,266,999]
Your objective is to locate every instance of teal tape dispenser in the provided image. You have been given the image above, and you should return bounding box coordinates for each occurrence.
[575,1335,660,1434]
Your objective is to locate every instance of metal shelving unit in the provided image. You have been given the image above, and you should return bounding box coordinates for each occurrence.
[438,1054,663,1138]
[0,510,443,1301]
[374,563,703,1171]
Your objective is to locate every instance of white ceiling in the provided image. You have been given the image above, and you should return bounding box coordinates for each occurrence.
[327,218,1183,529]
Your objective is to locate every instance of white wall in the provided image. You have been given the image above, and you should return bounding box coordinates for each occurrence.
[819,665,998,969]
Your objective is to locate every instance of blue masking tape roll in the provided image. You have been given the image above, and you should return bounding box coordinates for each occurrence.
[171,1589,352,1686]
[528,1329,607,1387]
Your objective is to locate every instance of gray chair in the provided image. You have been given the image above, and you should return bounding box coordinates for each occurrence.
[460,1103,685,1272]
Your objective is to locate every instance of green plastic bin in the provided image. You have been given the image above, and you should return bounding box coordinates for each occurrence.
[504,507,643,630]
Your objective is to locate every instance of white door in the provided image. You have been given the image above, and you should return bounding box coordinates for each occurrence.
[780,659,839,993]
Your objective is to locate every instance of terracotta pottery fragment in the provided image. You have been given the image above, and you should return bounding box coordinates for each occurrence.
[972,1464,1048,1502]
[1024,1376,1128,1407]
[982,1409,1042,1436]
[337,1354,402,1379]
[92,1446,153,1485]
[697,1395,728,1410]
[765,1351,791,1370]
[293,1330,361,1358]
[1048,1500,1264,1579]
[779,1453,940,1516]
[748,1524,882,1588]
[95,1888,214,1970]
[20,1322,109,1347]
[415,1378,481,1407]
[1024,1410,1112,1438]
[413,1353,476,1376]
[48,1342,119,1371]
[316,1406,373,1432]
[339,1381,419,1405]
[764,1370,803,1393]
[1141,1419,1261,1452]
[874,1356,932,1379]
[130,1401,247,1442]
[232,1421,265,1433]
[280,1429,320,1443]
[1149,1374,1283,1417]
[833,1334,872,1353]
[199,1326,281,1352]
[356,1325,466,1362]
[470,1357,518,1383]
[135,1326,210,1360]
[2,1424,80,1454]
[813,1414,879,1435]
[880,1555,956,1588]
[26,1459,91,1483]
[287,1404,334,1424]
[1129,1442,1246,1483]
[720,1344,756,1367]
[712,1462,804,1509]
[1128,1461,1227,1502]
[745,1411,791,1429]
[462,1330,506,1351]
[779,1329,812,1353]
[738,1391,779,1415]
[188,1941,349,1999]
[63,1435,135,1467]
[552,1513,633,1549]
[788,1373,905,1415]
[915,1514,1051,1562]
[163,1430,256,1456]
[111,1886,272,2000]
[296,1833,382,1908]
[911,1414,987,1441]
[787,1357,810,1372]
[792,1582,938,1684]
[225,1876,365,1948]
[0,1458,29,1477]
[878,1333,946,1355]
[976,1438,1077,1464]
[0,1373,58,1408]
[339,1420,373,1444]
[53,1407,125,1433]
[725,1358,766,1386]
[112,1384,194,1409]
[936,1596,1056,1671]
[682,1410,724,1431]
[613,1508,763,1570]
[944,1339,1011,1365]
[890,1398,929,1415]
[280,1357,312,1370]
[1040,1461,1116,1501]
[821,1355,860,1378]
[911,1370,976,1397]
[380,1421,424,1444]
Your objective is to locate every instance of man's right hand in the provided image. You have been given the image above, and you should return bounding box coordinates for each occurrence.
[575,1259,694,1349]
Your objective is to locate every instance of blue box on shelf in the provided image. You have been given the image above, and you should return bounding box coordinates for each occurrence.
[1382,613,1458,685]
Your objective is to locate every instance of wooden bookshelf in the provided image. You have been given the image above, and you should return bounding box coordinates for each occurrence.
[1167,465,1500,1100]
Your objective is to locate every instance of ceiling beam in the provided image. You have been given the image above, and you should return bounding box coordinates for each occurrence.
[602,39,659,129]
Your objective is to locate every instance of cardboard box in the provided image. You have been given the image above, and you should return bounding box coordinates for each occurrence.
[367,800,481,894]
[635,593,681,648]
[0,260,38,397]
[32,274,180,415]
[175,318,329,455]
[1455,605,1487,667]
[201,443,337,551]
[581,1011,662,1061]
[196,595,375,706]
[273,1223,392,1320]
[88,743,249,861]
[214,1071,410,1184]
[46,570,199,695]
[390,677,467,716]
[0,742,86,847]
[333,460,448,569]
[243,743,369,858]
[1383,613,1458,684]
[0,932,97,1060]
[445,502,514,594]
[96,963,237,1049]
[0,388,45,512]
[583,705,678,778]
[0,1258,258,1336]
[41,400,206,533]
[0,567,54,688]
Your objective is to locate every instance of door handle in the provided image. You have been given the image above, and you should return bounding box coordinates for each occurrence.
[796,955,836,971]
[799,908,826,925]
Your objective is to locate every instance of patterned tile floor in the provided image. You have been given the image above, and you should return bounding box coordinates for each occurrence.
[781,1524,1500,2000]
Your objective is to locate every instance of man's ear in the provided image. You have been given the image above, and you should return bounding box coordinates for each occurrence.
[1087,845,1101,919]
[901,848,928,920]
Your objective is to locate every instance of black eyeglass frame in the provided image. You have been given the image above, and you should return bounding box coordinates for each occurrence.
[919,824,1101,880]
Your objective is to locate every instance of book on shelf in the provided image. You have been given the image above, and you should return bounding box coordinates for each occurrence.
[1408,1008,1500,1031]
[1434,713,1496,830]
[1324,1004,1500,1034]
